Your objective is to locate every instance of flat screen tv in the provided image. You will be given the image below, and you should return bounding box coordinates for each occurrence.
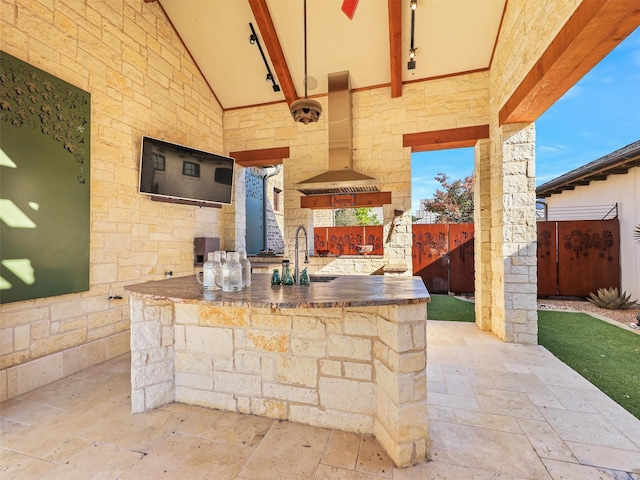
[139,135,234,207]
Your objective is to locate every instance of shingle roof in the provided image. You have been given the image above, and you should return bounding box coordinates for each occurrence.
[536,140,640,198]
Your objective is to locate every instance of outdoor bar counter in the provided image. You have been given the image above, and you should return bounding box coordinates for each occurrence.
[125,273,430,467]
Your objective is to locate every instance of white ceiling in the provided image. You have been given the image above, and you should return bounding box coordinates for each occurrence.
[158,0,506,110]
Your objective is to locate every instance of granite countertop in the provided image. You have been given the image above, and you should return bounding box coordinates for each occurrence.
[125,273,430,308]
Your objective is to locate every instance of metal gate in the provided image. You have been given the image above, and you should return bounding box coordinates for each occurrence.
[245,169,265,254]
[412,223,474,294]
[537,219,620,297]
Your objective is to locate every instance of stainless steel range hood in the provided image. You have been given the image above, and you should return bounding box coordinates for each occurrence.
[295,71,379,196]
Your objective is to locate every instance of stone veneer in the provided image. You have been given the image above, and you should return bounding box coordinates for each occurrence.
[1,0,225,400]
[2,0,588,401]
[129,286,428,467]
[223,72,492,278]
[250,256,385,277]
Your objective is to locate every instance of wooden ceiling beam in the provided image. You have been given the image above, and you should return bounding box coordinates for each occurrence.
[500,0,640,124]
[248,0,298,106]
[230,146,290,168]
[403,125,490,152]
[388,0,403,98]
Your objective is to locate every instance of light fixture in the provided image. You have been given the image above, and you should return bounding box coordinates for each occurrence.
[290,0,322,124]
[408,0,417,70]
[249,23,281,93]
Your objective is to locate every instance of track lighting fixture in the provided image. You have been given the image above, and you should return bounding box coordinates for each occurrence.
[408,0,417,70]
[249,23,281,93]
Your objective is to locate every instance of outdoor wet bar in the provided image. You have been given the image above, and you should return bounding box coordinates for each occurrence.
[125,273,430,467]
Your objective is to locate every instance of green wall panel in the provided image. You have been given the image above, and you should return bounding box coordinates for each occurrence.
[0,51,91,304]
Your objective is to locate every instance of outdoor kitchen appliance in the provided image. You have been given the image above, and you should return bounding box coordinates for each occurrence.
[295,71,379,195]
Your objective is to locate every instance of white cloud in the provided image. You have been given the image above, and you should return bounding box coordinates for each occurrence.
[536,144,567,162]
[538,144,565,154]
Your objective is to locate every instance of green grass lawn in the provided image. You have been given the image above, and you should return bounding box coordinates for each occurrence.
[427,294,475,322]
[538,310,640,419]
[427,295,640,419]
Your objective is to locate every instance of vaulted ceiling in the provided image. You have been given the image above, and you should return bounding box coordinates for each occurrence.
[157,0,506,110]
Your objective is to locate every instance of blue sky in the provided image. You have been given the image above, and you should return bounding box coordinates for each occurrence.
[411,27,640,214]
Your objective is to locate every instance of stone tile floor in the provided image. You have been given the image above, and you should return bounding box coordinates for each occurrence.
[1,320,639,479]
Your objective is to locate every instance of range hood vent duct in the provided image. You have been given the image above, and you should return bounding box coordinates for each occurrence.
[295,71,379,196]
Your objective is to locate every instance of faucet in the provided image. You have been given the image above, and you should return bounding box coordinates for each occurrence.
[294,225,309,284]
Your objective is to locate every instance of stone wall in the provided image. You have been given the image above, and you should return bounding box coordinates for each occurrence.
[313,209,335,227]
[0,0,226,400]
[0,0,587,401]
[129,295,428,467]
[224,73,492,275]
[249,256,384,277]
[309,257,385,276]
[491,0,581,110]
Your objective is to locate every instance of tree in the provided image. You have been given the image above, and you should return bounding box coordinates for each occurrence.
[422,172,473,223]
[354,208,380,226]
[334,208,380,226]
[334,209,356,226]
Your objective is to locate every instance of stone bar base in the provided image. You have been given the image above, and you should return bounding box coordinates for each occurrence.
[129,296,428,467]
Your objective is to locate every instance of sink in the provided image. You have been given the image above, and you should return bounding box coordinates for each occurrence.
[309,275,338,283]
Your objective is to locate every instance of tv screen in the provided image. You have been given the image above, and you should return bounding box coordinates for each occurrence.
[139,136,234,206]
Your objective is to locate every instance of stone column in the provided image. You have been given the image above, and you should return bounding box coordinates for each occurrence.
[383,206,413,276]
[129,296,175,413]
[373,303,428,466]
[382,144,413,276]
[484,124,538,344]
[474,139,492,331]
[502,124,538,344]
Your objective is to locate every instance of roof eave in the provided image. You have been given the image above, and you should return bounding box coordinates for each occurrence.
[536,140,640,198]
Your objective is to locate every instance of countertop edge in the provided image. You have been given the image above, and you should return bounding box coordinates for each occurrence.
[125,274,430,308]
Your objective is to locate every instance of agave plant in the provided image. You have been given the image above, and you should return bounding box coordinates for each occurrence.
[587,287,638,310]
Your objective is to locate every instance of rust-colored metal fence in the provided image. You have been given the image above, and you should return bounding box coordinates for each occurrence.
[412,223,475,294]
[537,219,620,297]
[313,226,384,256]
[316,219,620,298]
